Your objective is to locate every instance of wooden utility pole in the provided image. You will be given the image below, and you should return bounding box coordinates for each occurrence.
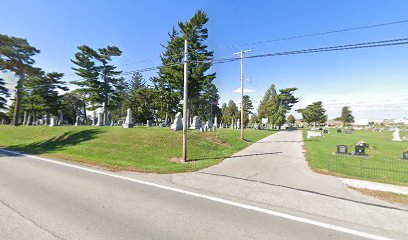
[182,40,189,162]
[233,49,252,140]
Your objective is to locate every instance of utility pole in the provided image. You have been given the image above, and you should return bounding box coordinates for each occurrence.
[182,40,189,162]
[233,49,252,140]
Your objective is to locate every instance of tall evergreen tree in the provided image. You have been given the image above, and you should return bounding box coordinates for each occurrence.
[257,84,298,128]
[257,84,277,119]
[336,106,355,126]
[242,95,254,125]
[152,10,217,120]
[222,100,238,126]
[0,34,40,125]
[24,71,67,123]
[71,45,124,125]
[0,77,10,110]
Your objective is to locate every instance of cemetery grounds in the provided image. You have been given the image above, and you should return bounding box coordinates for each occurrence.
[303,129,408,186]
[0,125,274,173]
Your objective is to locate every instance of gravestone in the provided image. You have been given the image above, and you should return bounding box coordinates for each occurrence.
[402,151,408,160]
[123,108,134,128]
[336,145,348,155]
[26,115,32,126]
[75,116,81,126]
[231,119,234,129]
[92,117,98,126]
[96,112,103,126]
[170,112,183,131]
[354,142,367,156]
[204,120,213,129]
[307,131,322,139]
[146,120,152,127]
[43,116,48,125]
[59,112,64,125]
[236,119,240,129]
[158,122,168,127]
[118,120,124,126]
[392,127,402,141]
[214,117,218,129]
[49,117,56,127]
[337,129,342,133]
[323,129,329,134]
[190,116,202,130]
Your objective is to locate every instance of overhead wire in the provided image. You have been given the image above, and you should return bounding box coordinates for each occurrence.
[11,37,408,91]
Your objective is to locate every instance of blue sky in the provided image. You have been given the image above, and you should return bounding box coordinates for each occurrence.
[2,0,408,122]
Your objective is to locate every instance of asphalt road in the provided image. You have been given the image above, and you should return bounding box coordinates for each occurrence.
[0,149,387,240]
[0,130,407,239]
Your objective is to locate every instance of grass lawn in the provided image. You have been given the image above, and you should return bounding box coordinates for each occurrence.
[351,187,408,206]
[0,125,274,173]
[303,129,408,185]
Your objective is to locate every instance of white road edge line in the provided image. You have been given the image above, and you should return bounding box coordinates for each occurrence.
[0,149,391,240]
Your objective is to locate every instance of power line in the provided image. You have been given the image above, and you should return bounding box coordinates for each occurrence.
[207,37,408,65]
[210,19,408,50]
[24,37,408,90]
[63,19,408,78]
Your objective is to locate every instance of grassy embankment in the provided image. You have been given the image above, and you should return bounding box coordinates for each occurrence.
[0,125,274,173]
[303,129,408,185]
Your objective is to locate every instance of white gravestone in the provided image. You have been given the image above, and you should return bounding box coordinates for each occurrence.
[392,127,403,141]
[75,116,81,126]
[123,108,134,128]
[171,112,183,131]
[307,131,322,139]
[49,117,56,127]
[190,116,202,129]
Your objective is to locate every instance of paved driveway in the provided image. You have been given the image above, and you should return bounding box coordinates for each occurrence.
[132,130,408,238]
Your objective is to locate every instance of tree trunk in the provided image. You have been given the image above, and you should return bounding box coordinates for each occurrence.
[83,107,87,125]
[12,77,24,126]
[46,111,51,125]
[103,101,108,126]
[33,111,37,125]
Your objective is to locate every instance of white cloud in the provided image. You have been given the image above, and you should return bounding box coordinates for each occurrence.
[291,94,408,122]
[233,88,256,93]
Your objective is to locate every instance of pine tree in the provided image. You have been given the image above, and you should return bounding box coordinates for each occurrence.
[242,95,254,125]
[336,106,355,126]
[0,77,10,110]
[257,84,277,119]
[152,10,217,120]
[24,71,67,124]
[71,45,124,125]
[0,34,40,125]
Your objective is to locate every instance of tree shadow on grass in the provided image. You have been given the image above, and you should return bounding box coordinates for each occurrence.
[8,129,105,155]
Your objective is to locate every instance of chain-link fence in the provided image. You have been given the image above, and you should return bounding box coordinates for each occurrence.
[328,154,408,185]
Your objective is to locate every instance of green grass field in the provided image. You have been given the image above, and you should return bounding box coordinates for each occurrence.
[303,129,408,185]
[0,125,274,173]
